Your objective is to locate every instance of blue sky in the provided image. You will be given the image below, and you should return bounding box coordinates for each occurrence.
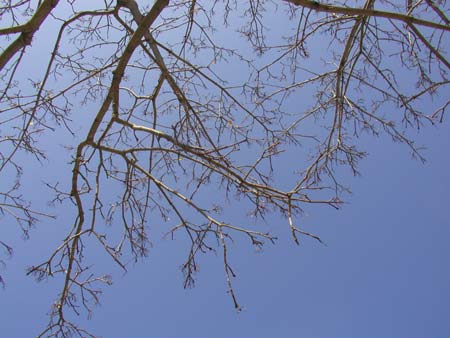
[1,2,450,338]
[2,110,449,337]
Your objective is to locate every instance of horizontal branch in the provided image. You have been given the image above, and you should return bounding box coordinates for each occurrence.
[283,0,450,31]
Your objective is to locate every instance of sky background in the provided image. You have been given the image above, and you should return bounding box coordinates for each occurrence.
[2,109,449,338]
[1,2,450,338]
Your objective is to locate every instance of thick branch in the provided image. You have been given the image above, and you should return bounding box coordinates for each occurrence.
[0,0,60,71]
[283,0,450,31]
[85,0,169,141]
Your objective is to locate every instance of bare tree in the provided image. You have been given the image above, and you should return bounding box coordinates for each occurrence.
[0,0,448,336]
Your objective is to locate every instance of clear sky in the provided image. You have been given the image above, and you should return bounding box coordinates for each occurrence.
[1,2,450,338]
[2,106,449,338]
